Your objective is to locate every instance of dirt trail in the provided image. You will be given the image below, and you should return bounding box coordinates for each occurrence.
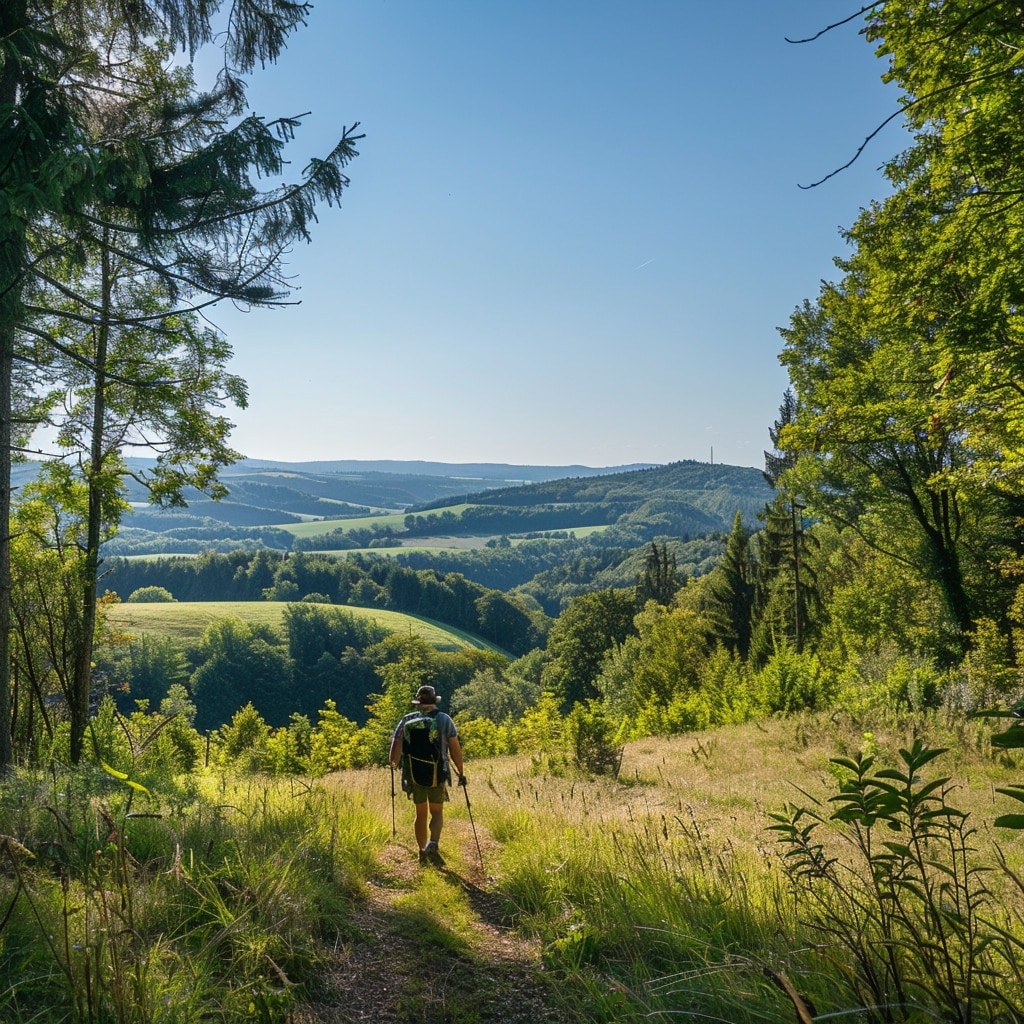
[294,822,574,1024]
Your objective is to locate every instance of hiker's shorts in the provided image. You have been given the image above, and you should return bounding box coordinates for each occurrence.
[408,782,449,805]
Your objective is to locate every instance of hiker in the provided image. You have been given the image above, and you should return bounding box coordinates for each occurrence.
[389,684,466,864]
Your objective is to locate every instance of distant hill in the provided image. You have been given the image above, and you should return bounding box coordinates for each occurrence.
[94,458,773,613]
[12,457,653,525]
[407,461,771,539]
[11,456,657,541]
[95,458,770,558]
[451,460,767,510]
[234,458,655,481]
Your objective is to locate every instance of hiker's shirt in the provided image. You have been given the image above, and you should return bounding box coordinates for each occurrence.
[393,709,458,789]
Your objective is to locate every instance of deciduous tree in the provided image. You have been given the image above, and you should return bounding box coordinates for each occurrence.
[541,588,637,708]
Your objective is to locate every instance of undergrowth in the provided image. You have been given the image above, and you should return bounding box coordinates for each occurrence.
[0,766,386,1023]
[479,713,1024,1022]
[3,712,1024,1023]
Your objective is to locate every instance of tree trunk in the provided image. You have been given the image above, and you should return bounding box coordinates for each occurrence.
[69,242,112,764]
[0,0,28,768]
[933,542,973,643]
[0,318,14,770]
[790,502,804,655]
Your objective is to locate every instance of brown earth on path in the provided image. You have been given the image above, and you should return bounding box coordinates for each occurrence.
[293,822,578,1024]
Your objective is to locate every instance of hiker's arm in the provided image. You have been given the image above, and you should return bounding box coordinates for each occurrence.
[388,728,403,768]
[447,735,465,778]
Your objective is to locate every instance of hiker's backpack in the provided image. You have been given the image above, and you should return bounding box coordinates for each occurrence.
[403,712,445,787]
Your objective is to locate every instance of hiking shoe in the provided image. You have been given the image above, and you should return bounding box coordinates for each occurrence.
[423,841,444,865]
[418,848,429,865]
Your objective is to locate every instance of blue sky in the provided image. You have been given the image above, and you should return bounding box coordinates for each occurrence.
[202,1,903,470]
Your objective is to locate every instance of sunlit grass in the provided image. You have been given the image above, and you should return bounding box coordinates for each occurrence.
[106,600,499,651]
[276,505,477,538]
[5,713,1023,1022]
[0,769,389,1023]
[382,712,1024,1021]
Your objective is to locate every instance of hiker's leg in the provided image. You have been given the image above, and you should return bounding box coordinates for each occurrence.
[428,801,444,843]
[414,800,429,849]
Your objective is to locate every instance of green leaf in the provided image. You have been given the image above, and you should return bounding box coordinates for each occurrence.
[829,755,864,773]
[990,728,1024,749]
[993,814,1024,830]
[882,842,911,857]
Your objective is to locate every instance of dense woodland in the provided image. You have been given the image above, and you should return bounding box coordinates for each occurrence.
[6,4,1024,1022]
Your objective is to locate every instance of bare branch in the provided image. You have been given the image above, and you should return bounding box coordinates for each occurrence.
[785,5,881,45]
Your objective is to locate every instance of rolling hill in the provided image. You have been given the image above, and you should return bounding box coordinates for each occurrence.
[98,458,770,558]
[99,458,772,614]
[106,601,506,654]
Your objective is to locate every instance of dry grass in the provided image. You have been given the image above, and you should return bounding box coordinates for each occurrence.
[343,712,1024,867]
[294,714,1024,1022]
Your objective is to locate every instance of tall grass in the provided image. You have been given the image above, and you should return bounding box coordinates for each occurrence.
[462,713,1024,1022]
[0,766,387,1023]
[4,712,1022,1022]
[481,786,795,1021]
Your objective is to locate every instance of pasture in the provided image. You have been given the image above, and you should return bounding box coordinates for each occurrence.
[274,504,476,538]
[106,600,503,652]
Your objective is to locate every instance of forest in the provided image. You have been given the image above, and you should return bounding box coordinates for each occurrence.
[4,3,1024,1023]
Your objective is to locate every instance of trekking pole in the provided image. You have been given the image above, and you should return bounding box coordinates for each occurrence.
[459,777,484,873]
[389,764,397,837]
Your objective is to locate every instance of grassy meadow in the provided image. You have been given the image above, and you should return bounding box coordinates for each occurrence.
[344,710,1024,1021]
[274,507,612,544]
[275,505,477,539]
[4,710,1023,1022]
[106,600,503,652]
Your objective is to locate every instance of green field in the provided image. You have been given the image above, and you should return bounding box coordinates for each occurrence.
[106,601,503,652]
[275,505,476,539]
[114,523,612,564]
[319,524,614,558]
[315,545,486,558]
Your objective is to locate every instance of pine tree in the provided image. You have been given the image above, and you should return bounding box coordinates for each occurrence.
[636,541,680,607]
[750,389,819,665]
[701,511,756,660]
[0,2,360,766]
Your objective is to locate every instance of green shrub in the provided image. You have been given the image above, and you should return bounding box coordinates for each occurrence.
[769,739,1024,1023]
[266,713,313,774]
[127,585,177,602]
[215,703,271,771]
[305,700,359,774]
[564,702,623,777]
[456,715,515,758]
[512,691,569,773]
[754,643,833,713]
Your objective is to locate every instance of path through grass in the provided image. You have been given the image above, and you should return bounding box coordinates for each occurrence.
[300,714,1024,1023]
[298,769,575,1024]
